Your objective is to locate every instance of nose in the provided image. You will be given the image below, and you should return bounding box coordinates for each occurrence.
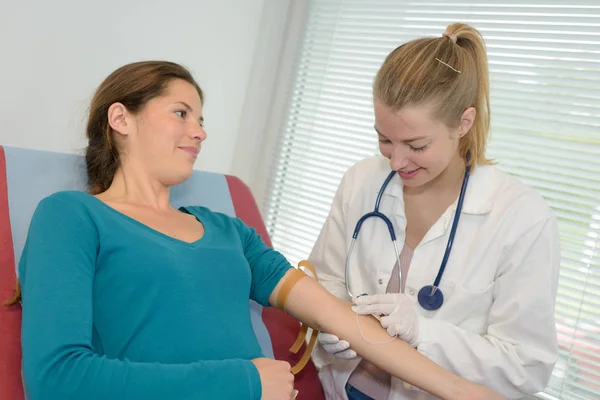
[190,123,207,142]
[389,146,410,171]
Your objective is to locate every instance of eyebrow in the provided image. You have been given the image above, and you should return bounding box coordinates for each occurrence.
[176,101,204,124]
[374,126,427,143]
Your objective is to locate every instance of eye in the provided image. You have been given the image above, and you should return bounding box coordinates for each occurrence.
[410,144,428,152]
[378,138,392,144]
[175,110,187,119]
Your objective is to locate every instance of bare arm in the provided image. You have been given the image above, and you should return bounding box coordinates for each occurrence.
[269,270,506,400]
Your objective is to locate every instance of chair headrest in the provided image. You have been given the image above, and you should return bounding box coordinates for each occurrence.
[1,146,236,275]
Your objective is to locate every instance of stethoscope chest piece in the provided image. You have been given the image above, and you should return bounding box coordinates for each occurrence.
[417,285,444,311]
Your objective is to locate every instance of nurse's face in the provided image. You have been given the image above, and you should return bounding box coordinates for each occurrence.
[374,101,475,189]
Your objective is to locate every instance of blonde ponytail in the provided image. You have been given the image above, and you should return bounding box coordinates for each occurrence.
[374,22,492,169]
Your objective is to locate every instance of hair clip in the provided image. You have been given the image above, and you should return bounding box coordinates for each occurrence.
[435,58,461,74]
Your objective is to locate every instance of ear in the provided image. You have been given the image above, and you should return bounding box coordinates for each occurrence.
[107,102,134,137]
[458,107,476,137]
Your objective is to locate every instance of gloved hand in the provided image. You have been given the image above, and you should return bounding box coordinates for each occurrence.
[317,332,358,359]
[353,293,421,348]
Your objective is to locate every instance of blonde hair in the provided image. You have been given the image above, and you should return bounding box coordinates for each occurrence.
[373,23,492,169]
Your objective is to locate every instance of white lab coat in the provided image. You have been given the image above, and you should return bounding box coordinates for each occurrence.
[309,155,560,400]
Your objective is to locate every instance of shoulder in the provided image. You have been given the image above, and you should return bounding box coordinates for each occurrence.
[26,191,100,243]
[472,165,555,229]
[489,166,551,215]
[34,190,97,217]
[39,189,90,203]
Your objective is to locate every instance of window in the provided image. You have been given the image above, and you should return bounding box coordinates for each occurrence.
[261,1,600,399]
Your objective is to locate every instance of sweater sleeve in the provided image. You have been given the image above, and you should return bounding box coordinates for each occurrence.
[231,217,293,307]
[19,193,262,400]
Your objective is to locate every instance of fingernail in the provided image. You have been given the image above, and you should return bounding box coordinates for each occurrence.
[351,306,357,312]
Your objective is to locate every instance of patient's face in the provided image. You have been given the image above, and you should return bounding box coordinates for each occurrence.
[126,79,206,186]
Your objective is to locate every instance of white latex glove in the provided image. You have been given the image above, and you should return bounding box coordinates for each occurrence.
[353,293,421,348]
[317,332,358,359]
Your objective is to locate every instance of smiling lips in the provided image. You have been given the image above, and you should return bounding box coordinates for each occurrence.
[178,146,199,158]
[398,167,422,180]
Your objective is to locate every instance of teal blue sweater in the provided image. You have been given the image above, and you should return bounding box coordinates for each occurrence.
[19,191,292,400]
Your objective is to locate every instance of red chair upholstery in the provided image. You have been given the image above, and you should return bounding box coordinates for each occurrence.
[0,145,324,400]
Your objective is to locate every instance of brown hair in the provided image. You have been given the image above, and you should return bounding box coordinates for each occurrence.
[373,22,492,168]
[86,61,204,194]
[5,61,204,306]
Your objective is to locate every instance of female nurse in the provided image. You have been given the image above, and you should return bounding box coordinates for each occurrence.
[311,22,561,400]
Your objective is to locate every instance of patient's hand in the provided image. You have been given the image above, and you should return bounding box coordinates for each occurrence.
[251,358,295,400]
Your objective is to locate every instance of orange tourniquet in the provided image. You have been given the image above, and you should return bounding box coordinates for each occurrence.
[276,260,320,374]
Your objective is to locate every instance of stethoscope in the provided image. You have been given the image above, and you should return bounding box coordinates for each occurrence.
[344,164,471,311]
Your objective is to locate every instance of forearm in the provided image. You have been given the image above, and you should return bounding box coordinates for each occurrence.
[22,349,259,400]
[272,273,503,400]
[417,318,555,396]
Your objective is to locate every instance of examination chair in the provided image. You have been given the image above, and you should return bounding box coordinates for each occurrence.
[0,145,325,400]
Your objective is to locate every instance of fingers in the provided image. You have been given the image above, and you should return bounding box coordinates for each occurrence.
[282,361,295,396]
[280,360,292,371]
[353,293,399,306]
[322,339,350,354]
[381,315,415,340]
[336,348,358,359]
[380,316,399,336]
[382,314,409,337]
[352,302,396,316]
[322,341,357,359]
[352,294,399,315]
[318,332,357,359]
[317,332,341,345]
[380,315,392,328]
[353,293,414,316]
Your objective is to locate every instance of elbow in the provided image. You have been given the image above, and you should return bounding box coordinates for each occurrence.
[520,341,559,394]
[24,369,85,400]
[521,360,556,394]
[488,326,559,396]
[23,364,69,400]
[485,363,554,399]
[23,367,57,400]
[478,339,558,397]
[22,350,89,400]
[22,351,48,399]
[500,356,556,397]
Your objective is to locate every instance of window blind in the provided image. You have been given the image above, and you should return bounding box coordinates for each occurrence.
[262,1,600,398]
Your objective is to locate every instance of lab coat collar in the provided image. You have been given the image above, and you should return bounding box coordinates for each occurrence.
[375,164,497,216]
[455,165,496,215]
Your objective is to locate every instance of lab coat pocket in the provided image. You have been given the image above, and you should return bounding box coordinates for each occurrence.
[438,281,494,334]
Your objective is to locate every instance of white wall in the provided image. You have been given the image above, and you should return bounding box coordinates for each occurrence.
[0,0,292,175]
[231,1,309,208]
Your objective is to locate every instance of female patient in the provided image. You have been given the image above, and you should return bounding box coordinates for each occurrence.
[9,61,504,400]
